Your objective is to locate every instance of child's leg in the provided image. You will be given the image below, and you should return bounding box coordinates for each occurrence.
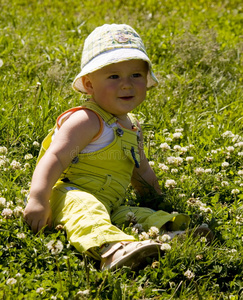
[111,206,213,245]
[50,184,135,260]
[111,206,190,232]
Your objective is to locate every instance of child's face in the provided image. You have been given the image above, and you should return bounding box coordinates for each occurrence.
[83,60,148,118]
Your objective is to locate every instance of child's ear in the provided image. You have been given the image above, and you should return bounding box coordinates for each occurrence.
[82,76,93,94]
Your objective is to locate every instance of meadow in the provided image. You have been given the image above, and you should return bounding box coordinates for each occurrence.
[0,0,243,298]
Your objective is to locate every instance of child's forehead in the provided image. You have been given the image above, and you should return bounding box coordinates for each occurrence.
[97,60,148,72]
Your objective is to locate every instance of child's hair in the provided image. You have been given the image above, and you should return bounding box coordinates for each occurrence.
[72,23,158,93]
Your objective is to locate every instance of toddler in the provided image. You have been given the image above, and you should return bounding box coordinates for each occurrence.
[24,24,194,271]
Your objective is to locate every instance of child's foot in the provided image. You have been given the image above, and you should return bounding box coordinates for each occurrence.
[190,226,214,244]
[162,226,214,245]
[100,240,162,271]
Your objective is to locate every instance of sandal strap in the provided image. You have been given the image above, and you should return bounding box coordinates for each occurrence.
[101,241,130,258]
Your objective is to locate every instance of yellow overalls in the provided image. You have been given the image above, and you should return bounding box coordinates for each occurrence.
[37,101,190,260]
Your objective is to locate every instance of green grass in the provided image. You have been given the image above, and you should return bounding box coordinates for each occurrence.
[1,0,243,299]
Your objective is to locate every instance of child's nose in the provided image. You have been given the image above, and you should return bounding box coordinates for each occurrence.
[121,78,132,89]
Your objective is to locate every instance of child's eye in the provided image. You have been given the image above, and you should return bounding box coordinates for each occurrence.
[132,73,142,78]
[108,75,119,79]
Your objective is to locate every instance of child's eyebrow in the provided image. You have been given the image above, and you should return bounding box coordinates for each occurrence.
[105,68,147,74]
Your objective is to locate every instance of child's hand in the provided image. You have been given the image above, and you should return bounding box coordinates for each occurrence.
[24,198,52,233]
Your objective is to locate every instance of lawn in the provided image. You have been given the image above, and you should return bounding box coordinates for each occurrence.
[0,0,243,299]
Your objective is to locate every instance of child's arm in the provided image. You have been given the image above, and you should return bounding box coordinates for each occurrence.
[131,124,162,196]
[24,109,100,233]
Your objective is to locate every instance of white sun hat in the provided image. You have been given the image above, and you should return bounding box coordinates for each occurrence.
[72,24,158,93]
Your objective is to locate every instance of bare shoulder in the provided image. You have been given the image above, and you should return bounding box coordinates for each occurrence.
[60,108,100,136]
[69,108,100,126]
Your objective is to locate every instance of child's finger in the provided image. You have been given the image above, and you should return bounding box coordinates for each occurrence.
[47,216,52,228]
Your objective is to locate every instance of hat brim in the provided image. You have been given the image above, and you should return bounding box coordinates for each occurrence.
[72,48,158,93]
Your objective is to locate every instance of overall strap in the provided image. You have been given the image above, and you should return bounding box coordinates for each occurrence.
[81,101,117,125]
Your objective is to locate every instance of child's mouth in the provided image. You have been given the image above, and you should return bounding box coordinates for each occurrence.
[119,96,134,101]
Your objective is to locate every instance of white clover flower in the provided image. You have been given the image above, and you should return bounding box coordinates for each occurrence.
[187,198,207,210]
[221,162,229,168]
[234,142,243,148]
[167,156,183,166]
[139,231,150,241]
[0,158,8,168]
[165,137,173,142]
[132,227,139,234]
[36,287,45,294]
[221,181,229,187]
[160,243,171,251]
[132,223,143,233]
[167,156,175,164]
[24,153,33,160]
[160,143,171,151]
[148,226,159,238]
[231,189,240,195]
[173,145,181,151]
[0,197,6,207]
[148,132,154,139]
[24,163,31,169]
[159,234,171,243]
[165,179,177,189]
[199,206,212,214]
[207,124,215,129]
[171,168,178,173]
[232,135,241,143]
[194,167,205,175]
[46,240,63,255]
[20,189,29,195]
[174,157,183,166]
[76,290,90,297]
[171,118,177,124]
[13,206,24,217]
[6,278,17,285]
[10,160,21,170]
[6,201,13,208]
[238,170,243,176]
[175,128,184,132]
[186,156,194,163]
[33,141,40,147]
[184,269,195,280]
[226,146,235,153]
[205,168,212,174]
[17,233,26,239]
[238,152,243,156]
[179,193,186,198]
[180,147,188,154]
[15,273,22,278]
[180,175,189,182]
[158,163,169,172]
[0,146,8,155]
[216,172,223,181]
[200,236,207,243]
[148,161,155,166]
[221,131,234,138]
[1,208,13,218]
[173,132,183,139]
